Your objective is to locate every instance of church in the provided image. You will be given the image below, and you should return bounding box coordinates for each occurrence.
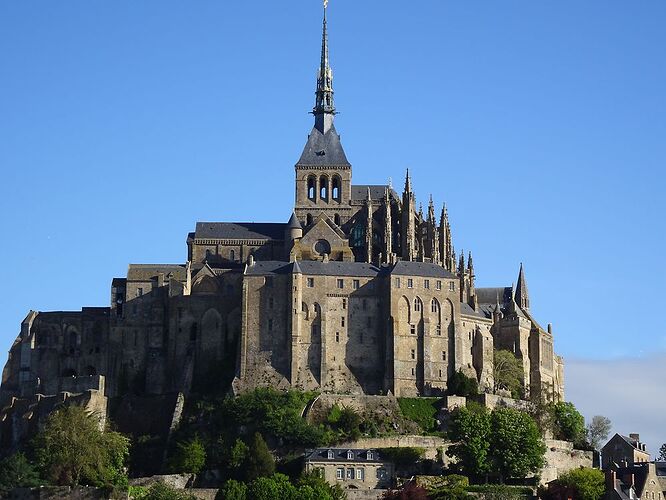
[0,6,564,421]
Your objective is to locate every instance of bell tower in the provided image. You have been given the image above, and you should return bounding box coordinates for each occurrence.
[294,2,352,228]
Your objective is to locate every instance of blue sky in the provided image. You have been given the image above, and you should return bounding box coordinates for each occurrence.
[1,1,665,449]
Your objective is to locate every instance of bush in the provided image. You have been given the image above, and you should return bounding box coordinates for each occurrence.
[553,402,585,445]
[397,398,441,434]
[244,433,275,481]
[0,452,42,494]
[555,468,604,500]
[378,447,424,470]
[466,484,532,499]
[382,482,429,500]
[428,474,469,500]
[140,482,197,500]
[169,436,206,474]
[218,479,248,500]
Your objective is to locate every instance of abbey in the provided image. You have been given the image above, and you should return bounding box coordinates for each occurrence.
[0,8,563,424]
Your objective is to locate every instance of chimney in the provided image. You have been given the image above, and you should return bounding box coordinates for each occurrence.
[605,469,616,493]
[629,433,640,442]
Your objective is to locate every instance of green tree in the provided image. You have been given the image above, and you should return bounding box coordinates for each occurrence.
[448,370,479,397]
[0,452,42,494]
[33,405,130,488]
[446,405,491,480]
[244,433,275,481]
[229,438,249,468]
[489,407,545,482]
[493,350,523,398]
[658,443,666,461]
[247,474,296,500]
[297,470,346,500]
[335,407,362,440]
[585,415,612,450]
[556,468,605,500]
[169,436,206,474]
[553,402,585,444]
[218,479,248,500]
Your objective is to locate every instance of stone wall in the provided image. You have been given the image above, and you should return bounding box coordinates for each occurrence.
[541,439,593,485]
[341,435,451,463]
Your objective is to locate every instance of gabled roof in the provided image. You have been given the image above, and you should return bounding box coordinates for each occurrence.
[305,448,386,464]
[296,124,350,167]
[244,260,380,278]
[194,222,285,241]
[127,264,187,281]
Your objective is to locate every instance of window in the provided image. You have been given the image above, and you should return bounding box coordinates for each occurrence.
[449,281,455,291]
[337,279,344,289]
[307,278,314,288]
[436,324,442,336]
[336,468,344,480]
[410,325,416,335]
[353,279,360,290]
[346,468,354,479]
[356,468,365,480]
[411,367,415,376]
[436,280,442,290]
[439,369,442,378]
[230,250,235,261]
[414,298,421,311]
[327,449,334,459]
[411,349,415,360]
[395,278,401,288]
[334,214,341,226]
[346,450,354,460]
[367,450,374,460]
[308,177,317,201]
[268,319,273,331]
[342,298,347,309]
[424,279,430,289]
[431,299,439,313]
[136,287,143,297]
[407,279,413,289]
[442,351,446,361]
[336,332,340,343]
[377,468,387,479]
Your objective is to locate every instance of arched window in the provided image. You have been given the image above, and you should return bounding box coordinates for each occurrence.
[414,297,422,312]
[350,223,365,248]
[431,298,440,313]
[319,176,328,201]
[307,176,316,201]
[332,176,341,202]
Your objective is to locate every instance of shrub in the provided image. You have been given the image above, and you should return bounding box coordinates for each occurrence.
[448,370,479,397]
[218,479,248,500]
[378,447,424,470]
[428,474,469,500]
[169,436,206,474]
[555,468,604,500]
[141,482,196,500]
[397,398,440,434]
[243,433,275,481]
[0,452,42,494]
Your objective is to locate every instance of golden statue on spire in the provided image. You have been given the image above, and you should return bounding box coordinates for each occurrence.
[324,0,329,8]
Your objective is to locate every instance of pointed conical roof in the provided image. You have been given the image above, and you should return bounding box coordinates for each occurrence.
[287,212,301,230]
[292,260,303,274]
[515,263,529,310]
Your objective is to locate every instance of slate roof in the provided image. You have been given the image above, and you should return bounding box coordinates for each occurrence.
[350,185,399,201]
[305,448,386,464]
[287,212,302,229]
[244,260,380,277]
[476,287,513,305]
[391,261,457,278]
[127,264,187,281]
[195,222,285,241]
[460,302,487,319]
[296,124,351,167]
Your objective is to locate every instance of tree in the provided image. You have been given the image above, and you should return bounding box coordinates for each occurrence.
[553,402,585,445]
[247,474,296,500]
[243,433,275,481]
[297,470,346,500]
[659,443,666,461]
[219,479,248,500]
[489,407,546,482]
[336,407,362,441]
[555,468,604,500]
[493,350,523,398]
[446,405,491,480]
[142,481,197,500]
[169,436,206,474]
[585,415,612,450]
[428,474,469,500]
[448,370,479,397]
[0,453,42,494]
[33,405,130,488]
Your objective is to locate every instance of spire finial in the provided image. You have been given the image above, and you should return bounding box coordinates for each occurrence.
[313,1,335,132]
[404,168,412,193]
[515,262,530,310]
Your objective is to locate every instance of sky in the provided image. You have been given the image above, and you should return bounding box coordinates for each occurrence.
[0,1,664,453]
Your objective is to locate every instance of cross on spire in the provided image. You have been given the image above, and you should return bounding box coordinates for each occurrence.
[313,1,336,132]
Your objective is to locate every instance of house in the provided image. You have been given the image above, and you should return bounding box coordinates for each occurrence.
[602,434,650,470]
[605,462,666,499]
[305,448,394,490]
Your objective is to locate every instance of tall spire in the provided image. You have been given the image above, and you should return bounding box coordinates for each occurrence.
[404,168,412,193]
[313,2,336,133]
[515,262,530,310]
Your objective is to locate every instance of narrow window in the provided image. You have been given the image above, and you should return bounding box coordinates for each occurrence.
[431,299,438,313]
[411,367,415,376]
[367,451,374,460]
[353,279,360,290]
[268,319,273,331]
[307,278,315,288]
[347,450,354,460]
[336,468,344,480]
[411,349,415,360]
[341,317,345,327]
[395,278,401,288]
[230,250,235,261]
[424,279,430,289]
[136,287,143,297]
[336,332,340,343]
[337,279,344,289]
[410,325,416,335]
[342,298,347,309]
[436,324,442,336]
[442,351,446,361]
[356,468,364,480]
[449,281,455,291]
[346,468,354,479]
[407,279,413,289]
[414,298,421,311]
[327,449,334,459]
[439,369,442,378]
[436,280,442,290]
[334,213,341,225]
[306,213,313,226]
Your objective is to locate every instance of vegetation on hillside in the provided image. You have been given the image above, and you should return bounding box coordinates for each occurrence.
[397,397,442,434]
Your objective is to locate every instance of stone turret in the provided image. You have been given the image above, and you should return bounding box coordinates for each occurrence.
[401,169,416,261]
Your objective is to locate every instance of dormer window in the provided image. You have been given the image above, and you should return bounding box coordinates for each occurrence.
[367,450,373,460]
[347,450,354,460]
[327,449,334,460]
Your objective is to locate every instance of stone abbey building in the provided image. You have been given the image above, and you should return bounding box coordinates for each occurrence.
[0,7,564,424]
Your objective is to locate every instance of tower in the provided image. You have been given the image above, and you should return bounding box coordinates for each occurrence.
[383,186,393,263]
[401,169,416,261]
[294,3,352,227]
[515,263,530,310]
